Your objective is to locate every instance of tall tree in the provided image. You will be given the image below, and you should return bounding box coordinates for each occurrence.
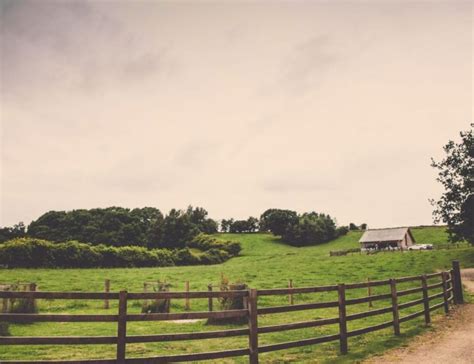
[431,125,473,244]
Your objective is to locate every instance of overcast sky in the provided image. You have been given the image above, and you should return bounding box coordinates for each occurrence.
[0,0,472,228]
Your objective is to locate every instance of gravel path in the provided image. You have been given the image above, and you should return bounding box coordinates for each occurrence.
[365,269,474,364]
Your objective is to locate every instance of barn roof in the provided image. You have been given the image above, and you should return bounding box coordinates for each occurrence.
[359,227,415,243]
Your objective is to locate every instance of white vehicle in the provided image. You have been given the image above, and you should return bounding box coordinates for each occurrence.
[408,244,433,251]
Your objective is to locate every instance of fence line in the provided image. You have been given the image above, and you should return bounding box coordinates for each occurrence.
[0,261,464,364]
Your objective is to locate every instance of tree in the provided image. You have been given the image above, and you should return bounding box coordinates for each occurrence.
[431,126,474,244]
[360,223,367,230]
[220,219,234,233]
[160,209,199,249]
[282,212,337,246]
[0,222,26,243]
[185,206,218,234]
[246,217,259,232]
[349,223,359,231]
[259,209,298,236]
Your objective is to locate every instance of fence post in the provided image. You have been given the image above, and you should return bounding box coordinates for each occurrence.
[452,260,464,304]
[248,288,259,364]
[367,278,373,309]
[1,286,9,313]
[117,290,127,363]
[104,279,110,309]
[288,279,294,305]
[441,272,449,314]
[28,283,37,313]
[208,285,213,312]
[185,281,190,311]
[337,284,348,355]
[389,279,400,335]
[421,275,430,325]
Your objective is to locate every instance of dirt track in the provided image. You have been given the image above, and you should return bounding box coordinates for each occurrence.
[365,269,474,364]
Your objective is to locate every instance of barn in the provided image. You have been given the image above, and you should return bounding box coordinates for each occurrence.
[359,227,415,250]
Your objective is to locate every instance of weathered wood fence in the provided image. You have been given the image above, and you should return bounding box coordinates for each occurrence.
[0,261,465,363]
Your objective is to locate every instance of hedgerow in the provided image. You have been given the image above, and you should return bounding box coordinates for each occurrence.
[0,236,240,269]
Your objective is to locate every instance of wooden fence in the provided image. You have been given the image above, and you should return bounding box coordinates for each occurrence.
[0,261,465,364]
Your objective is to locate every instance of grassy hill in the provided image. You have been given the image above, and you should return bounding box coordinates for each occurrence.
[1,226,473,362]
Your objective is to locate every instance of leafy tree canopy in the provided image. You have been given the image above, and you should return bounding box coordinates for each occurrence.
[431,125,474,244]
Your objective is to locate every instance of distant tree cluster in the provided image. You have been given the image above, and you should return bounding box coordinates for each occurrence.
[14,206,218,249]
[259,209,341,246]
[220,217,259,233]
[0,222,26,242]
[0,205,354,250]
[348,223,367,231]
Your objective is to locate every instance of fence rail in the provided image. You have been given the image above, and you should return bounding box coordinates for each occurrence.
[0,261,465,364]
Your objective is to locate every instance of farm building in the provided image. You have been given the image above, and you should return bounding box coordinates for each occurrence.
[359,227,415,250]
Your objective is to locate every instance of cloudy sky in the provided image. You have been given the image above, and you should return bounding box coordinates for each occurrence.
[0,0,472,228]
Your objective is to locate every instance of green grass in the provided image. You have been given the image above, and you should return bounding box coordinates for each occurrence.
[1,227,473,363]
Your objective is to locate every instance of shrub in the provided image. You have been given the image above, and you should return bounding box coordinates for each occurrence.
[173,248,201,265]
[10,298,38,314]
[200,249,230,265]
[0,237,234,268]
[188,234,241,257]
[0,238,55,268]
[207,275,247,325]
[141,282,170,313]
[51,241,101,268]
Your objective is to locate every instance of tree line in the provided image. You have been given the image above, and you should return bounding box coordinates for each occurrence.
[0,207,361,248]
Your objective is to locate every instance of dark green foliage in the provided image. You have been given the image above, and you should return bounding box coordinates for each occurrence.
[228,217,259,233]
[260,209,339,247]
[259,209,299,236]
[160,209,199,249]
[27,207,163,247]
[186,206,219,234]
[282,212,337,247]
[188,234,242,256]
[174,248,202,265]
[431,126,474,244]
[349,223,359,230]
[200,249,230,265]
[0,237,240,268]
[0,222,26,243]
[24,206,219,250]
[220,218,234,233]
[360,223,368,230]
[336,226,349,236]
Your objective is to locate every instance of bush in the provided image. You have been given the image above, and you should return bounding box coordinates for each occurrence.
[0,237,234,268]
[10,298,38,314]
[207,275,247,325]
[200,249,230,265]
[141,282,170,313]
[173,248,201,265]
[188,234,242,257]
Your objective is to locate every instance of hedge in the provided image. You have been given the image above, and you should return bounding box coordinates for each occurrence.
[0,237,240,269]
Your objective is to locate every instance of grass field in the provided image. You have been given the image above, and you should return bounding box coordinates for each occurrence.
[1,226,474,363]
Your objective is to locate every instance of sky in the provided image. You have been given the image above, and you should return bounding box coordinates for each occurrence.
[0,0,472,228]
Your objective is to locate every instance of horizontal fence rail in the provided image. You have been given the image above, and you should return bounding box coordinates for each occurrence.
[0,261,464,364]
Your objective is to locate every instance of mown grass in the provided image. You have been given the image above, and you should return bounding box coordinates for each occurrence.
[1,227,473,363]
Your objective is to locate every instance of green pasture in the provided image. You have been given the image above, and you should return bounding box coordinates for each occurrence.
[1,227,473,363]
